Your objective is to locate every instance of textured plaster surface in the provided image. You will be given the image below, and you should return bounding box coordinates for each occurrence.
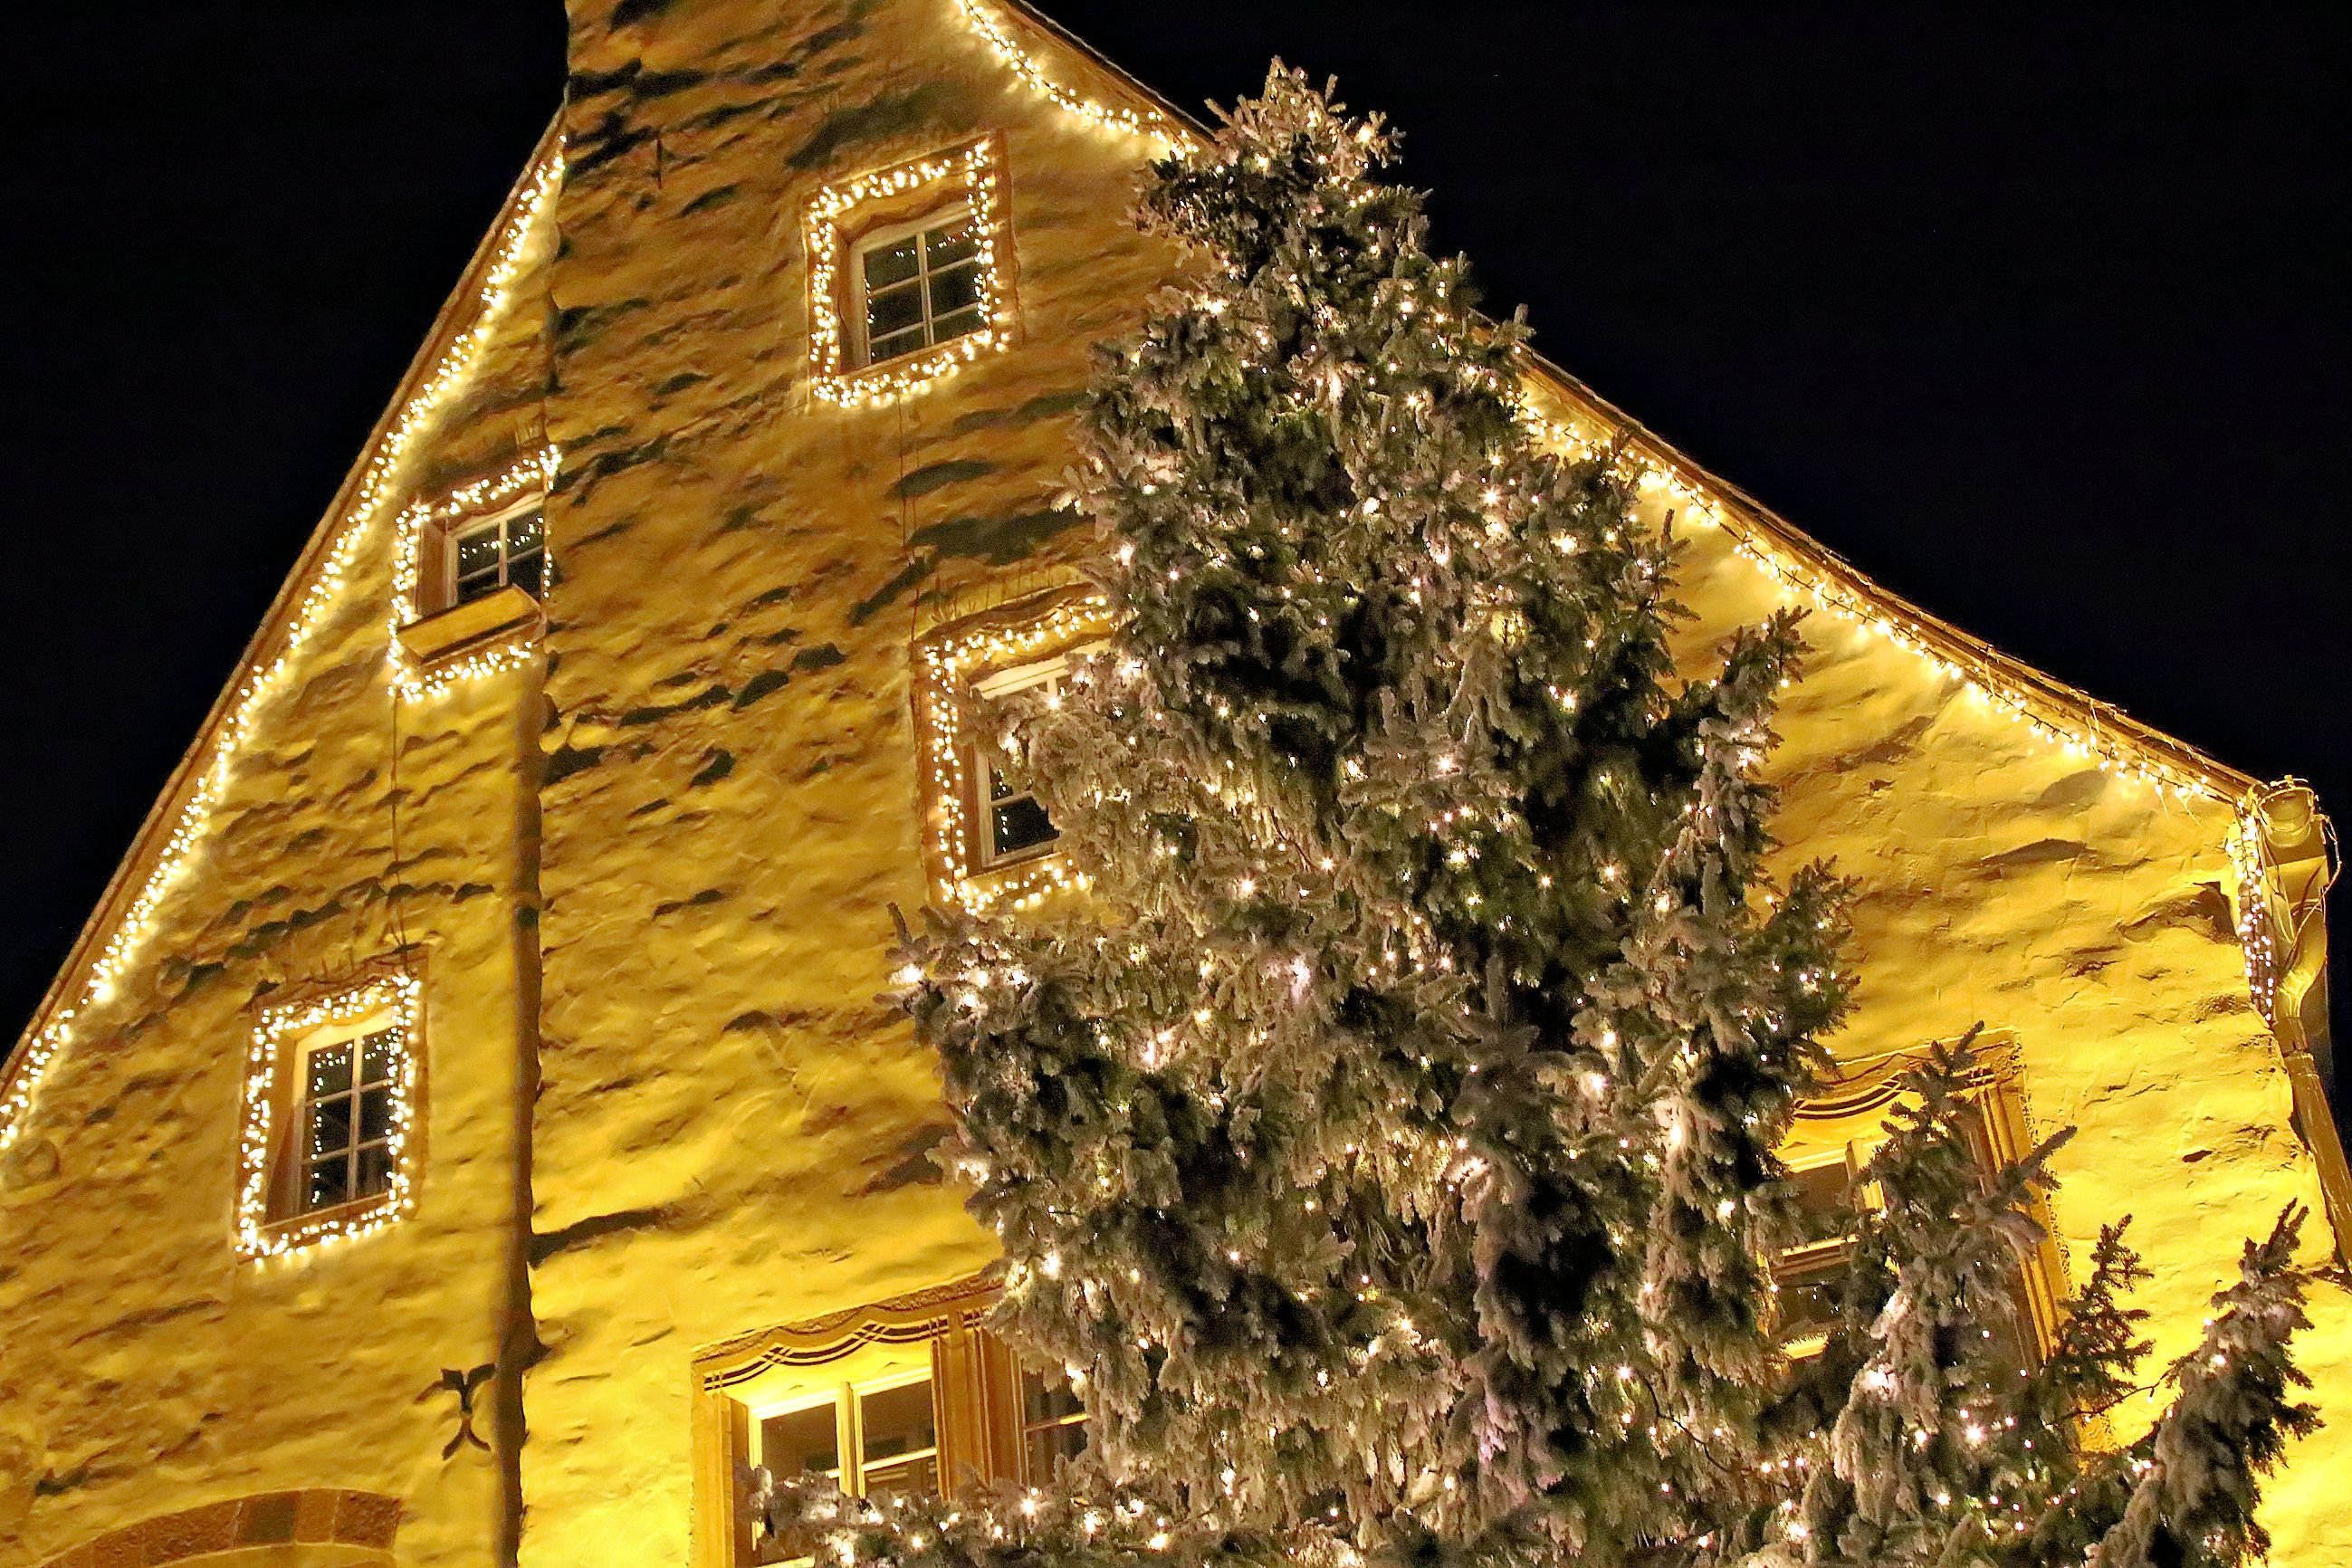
[0,166,558,1566]
[0,2,2344,1565]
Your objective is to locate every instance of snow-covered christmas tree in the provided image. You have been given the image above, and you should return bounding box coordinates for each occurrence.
[747,63,2316,1568]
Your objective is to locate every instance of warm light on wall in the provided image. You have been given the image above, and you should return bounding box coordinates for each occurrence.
[233,971,424,1260]
[807,139,1015,406]
[0,150,562,1160]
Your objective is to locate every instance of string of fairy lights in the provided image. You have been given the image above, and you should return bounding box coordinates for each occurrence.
[954,0,1199,154]
[387,446,560,699]
[918,592,1113,911]
[807,139,1016,406]
[0,0,2310,1285]
[232,972,422,1260]
[0,148,560,1173]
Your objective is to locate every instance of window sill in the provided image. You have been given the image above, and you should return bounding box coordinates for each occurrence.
[397,584,542,668]
[953,847,1077,913]
[247,1192,399,1257]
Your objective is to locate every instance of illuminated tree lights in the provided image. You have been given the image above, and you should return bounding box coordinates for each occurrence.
[815,64,2319,1568]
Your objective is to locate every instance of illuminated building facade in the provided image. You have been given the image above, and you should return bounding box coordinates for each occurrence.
[1,4,2345,1565]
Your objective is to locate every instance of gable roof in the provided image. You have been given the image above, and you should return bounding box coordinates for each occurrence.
[0,4,2299,1157]
[0,118,563,1155]
[961,0,2261,802]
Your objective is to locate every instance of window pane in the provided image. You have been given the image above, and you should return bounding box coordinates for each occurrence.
[869,327,926,364]
[1021,1369,1084,1428]
[505,549,546,600]
[1025,1421,1087,1480]
[307,1045,353,1097]
[455,570,502,605]
[761,1401,841,1479]
[305,1096,353,1158]
[865,280,924,339]
[306,1158,352,1210]
[928,261,981,317]
[992,795,1058,857]
[930,306,984,343]
[455,526,503,578]
[359,1031,397,1085]
[858,1379,937,1464]
[863,1453,936,1506]
[1787,1160,1855,1247]
[359,1085,394,1142]
[355,1142,394,1200]
[863,235,921,289]
[505,510,545,551]
[924,219,979,269]
[1019,1367,1088,1479]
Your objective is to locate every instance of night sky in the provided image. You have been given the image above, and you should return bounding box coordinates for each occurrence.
[2,4,2343,1094]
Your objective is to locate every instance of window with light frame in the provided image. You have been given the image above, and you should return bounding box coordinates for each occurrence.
[232,970,424,1259]
[806,138,1013,405]
[913,590,1111,913]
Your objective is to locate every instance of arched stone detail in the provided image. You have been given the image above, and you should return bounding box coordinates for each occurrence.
[36,1488,401,1567]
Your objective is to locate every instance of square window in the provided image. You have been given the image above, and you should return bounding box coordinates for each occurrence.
[233,971,423,1259]
[805,139,1010,404]
[853,206,990,368]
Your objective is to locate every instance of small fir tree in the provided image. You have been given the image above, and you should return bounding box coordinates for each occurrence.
[746,64,2317,1568]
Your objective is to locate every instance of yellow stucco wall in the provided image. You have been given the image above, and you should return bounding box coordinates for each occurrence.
[0,3,2342,1565]
[0,130,562,1566]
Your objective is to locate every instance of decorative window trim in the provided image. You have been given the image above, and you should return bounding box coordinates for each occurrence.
[692,1276,1048,1568]
[913,588,1112,911]
[806,139,1013,406]
[233,966,424,1260]
[1780,1035,2067,1358]
[387,448,558,699]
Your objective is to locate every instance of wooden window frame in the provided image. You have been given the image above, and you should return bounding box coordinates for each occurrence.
[1775,1035,2066,1359]
[442,496,548,611]
[282,1023,401,1219]
[970,652,1074,870]
[692,1277,1085,1568]
[912,588,1113,912]
[387,452,555,694]
[850,204,985,370]
[803,138,1012,406]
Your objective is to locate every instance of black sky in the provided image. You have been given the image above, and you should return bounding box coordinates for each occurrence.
[1,4,2344,1086]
